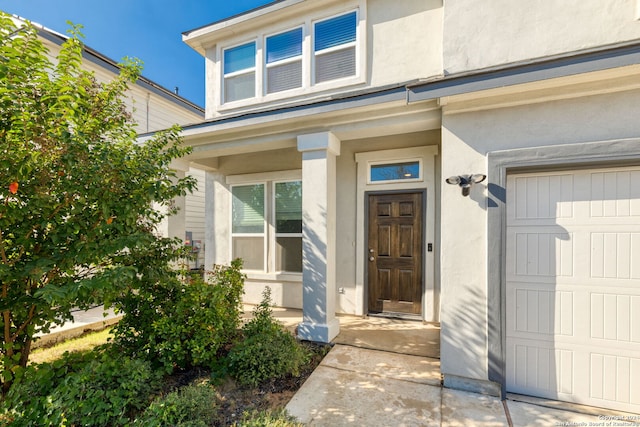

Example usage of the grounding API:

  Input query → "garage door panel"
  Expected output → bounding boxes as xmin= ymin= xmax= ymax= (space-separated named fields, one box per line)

xmin=590 ymin=170 xmax=640 ymax=218
xmin=509 ymin=287 xmax=574 ymax=337
xmin=590 ymin=353 xmax=640 ymax=406
xmin=507 ymin=340 xmax=575 ymax=398
xmin=511 ymin=174 xmax=574 ymax=221
xmin=508 ymin=341 xmax=640 ymax=408
xmin=517 ymin=232 xmax=572 ymax=277
xmin=507 ymin=167 xmax=640 ymax=413
xmin=591 ymin=232 xmax=640 ymax=279
xmin=508 ymin=231 xmax=573 ymax=278
xmin=590 ymin=293 xmax=640 ymax=343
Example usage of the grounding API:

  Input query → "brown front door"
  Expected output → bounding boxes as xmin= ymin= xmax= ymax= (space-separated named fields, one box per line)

xmin=367 ymin=192 xmax=423 ymax=315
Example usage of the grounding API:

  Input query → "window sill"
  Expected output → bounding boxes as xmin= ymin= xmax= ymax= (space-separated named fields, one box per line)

xmin=244 ymin=272 xmax=303 ymax=282
xmin=216 ymin=75 xmax=366 ymax=115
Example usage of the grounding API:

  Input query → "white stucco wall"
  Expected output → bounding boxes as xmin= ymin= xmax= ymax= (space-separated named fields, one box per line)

xmin=204 ymin=149 xmax=304 ymax=307
xmin=443 ymin=0 xmax=640 ymax=74
xmin=439 ymin=88 xmax=640 ymax=384
xmin=336 ymin=131 xmax=441 ymax=315
xmin=202 ymin=131 xmax=441 ymax=311
xmin=197 ymin=0 xmax=442 ymax=119
xmin=367 ymin=0 xmax=442 ymax=85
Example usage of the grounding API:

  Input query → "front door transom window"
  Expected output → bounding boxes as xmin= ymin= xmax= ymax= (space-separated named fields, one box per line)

xmin=369 ymin=160 xmax=421 ymax=184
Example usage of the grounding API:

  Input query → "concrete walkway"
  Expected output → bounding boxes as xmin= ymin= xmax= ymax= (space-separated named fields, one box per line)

xmin=40 ymin=306 xmax=636 ymax=425
xmin=34 ymin=306 xmax=122 ymax=349
xmin=286 ymin=345 xmax=630 ymax=426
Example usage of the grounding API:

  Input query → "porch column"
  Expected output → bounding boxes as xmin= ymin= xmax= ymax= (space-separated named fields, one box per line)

xmin=296 ymin=132 xmax=341 ymax=343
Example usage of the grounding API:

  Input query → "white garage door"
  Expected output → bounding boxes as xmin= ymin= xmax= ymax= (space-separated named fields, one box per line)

xmin=506 ymin=167 xmax=640 ymax=413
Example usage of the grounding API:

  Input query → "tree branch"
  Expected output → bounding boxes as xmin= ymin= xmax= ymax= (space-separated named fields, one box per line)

xmin=10 ymin=304 xmax=36 ymax=343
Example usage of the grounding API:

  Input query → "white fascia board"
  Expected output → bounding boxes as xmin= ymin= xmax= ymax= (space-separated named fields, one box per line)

xmin=182 ymin=0 xmax=306 ymax=55
xmin=178 ymin=87 xmax=413 ymax=145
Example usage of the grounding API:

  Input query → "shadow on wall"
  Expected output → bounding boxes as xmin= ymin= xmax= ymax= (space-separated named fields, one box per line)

xmin=441 ymin=286 xmax=492 ymax=381
xmin=300 ymin=208 xmax=330 ymax=326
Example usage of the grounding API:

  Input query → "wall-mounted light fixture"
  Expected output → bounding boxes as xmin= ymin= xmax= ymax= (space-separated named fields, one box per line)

xmin=445 ymin=174 xmax=486 ymax=196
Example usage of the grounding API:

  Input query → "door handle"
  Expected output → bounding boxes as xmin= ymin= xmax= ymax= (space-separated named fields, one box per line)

xmin=369 ymin=256 xmax=375 ymax=261
xmin=369 ymin=248 xmax=374 ymax=253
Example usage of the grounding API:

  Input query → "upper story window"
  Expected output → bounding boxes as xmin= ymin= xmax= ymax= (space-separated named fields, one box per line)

xmin=266 ymin=28 xmax=303 ymax=94
xmin=314 ymin=11 xmax=357 ymax=84
xmin=223 ymin=42 xmax=256 ymax=103
xmin=219 ymin=9 xmax=361 ymax=108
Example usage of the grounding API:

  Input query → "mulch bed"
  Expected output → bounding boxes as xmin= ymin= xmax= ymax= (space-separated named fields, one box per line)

xmin=163 ymin=341 xmax=331 ymax=426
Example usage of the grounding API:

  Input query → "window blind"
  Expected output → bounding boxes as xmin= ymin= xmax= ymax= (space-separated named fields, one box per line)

xmin=267 ymin=61 xmax=302 ymax=94
xmin=225 ymin=72 xmax=256 ymax=103
xmin=314 ymin=11 xmax=357 ymax=52
xmin=266 ymin=28 xmax=302 ymax=63
xmin=275 ymin=181 xmax=302 ymax=233
xmin=315 ymin=47 xmax=356 ymax=83
xmin=232 ymin=184 xmax=265 ymax=233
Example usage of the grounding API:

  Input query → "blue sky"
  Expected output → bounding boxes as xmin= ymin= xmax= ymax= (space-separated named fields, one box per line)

xmin=0 ymin=0 xmax=274 ymax=107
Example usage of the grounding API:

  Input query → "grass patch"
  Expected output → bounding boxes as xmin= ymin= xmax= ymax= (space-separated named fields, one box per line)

xmin=29 ymin=328 xmax=113 ymax=364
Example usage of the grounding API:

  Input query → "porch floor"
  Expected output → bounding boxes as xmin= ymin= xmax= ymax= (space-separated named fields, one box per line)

xmin=244 ymin=305 xmax=441 ymax=359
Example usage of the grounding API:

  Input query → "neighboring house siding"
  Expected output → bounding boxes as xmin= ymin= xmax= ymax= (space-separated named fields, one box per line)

xmin=185 ymin=168 xmax=206 ymax=268
xmin=39 ymin=37 xmax=203 ymax=132
xmin=443 ymin=0 xmax=640 ymax=74
xmin=129 ymin=96 xmax=201 ymax=134
xmin=34 ymin=23 xmax=206 ymax=267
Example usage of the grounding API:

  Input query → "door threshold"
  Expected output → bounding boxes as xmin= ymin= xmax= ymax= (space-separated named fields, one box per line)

xmin=368 ymin=312 xmax=422 ymax=321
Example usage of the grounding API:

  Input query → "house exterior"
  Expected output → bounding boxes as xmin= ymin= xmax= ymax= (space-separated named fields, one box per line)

xmin=16 ymin=15 xmax=208 ymax=267
xmin=175 ymin=0 xmax=640 ymax=413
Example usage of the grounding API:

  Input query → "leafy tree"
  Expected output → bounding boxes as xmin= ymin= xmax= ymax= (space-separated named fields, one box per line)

xmin=0 ymin=14 xmax=194 ymax=393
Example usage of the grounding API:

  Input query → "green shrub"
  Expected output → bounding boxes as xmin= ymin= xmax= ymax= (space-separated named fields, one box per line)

xmin=1 ymin=348 xmax=161 ymax=427
xmin=233 ymin=409 xmax=303 ymax=427
xmin=112 ymin=259 xmax=245 ymax=371
xmin=227 ymin=288 xmax=310 ymax=387
xmin=1 ymin=350 xmax=96 ymax=426
xmin=135 ymin=382 xmax=219 ymax=427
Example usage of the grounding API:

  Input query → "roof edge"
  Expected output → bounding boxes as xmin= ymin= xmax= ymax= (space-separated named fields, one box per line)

xmin=182 ymin=0 xmax=290 ymax=37
xmin=12 ymin=14 xmax=204 ymax=114
xmin=408 ymin=39 xmax=640 ymax=102
xmin=139 ymin=81 xmax=419 ymax=138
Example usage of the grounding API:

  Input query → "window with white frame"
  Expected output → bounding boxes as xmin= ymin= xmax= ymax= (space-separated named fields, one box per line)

xmin=313 ymin=11 xmax=357 ymax=84
xmin=220 ymin=9 xmax=359 ymax=105
xmin=223 ymin=42 xmax=256 ymax=103
xmin=265 ymin=28 xmax=303 ymax=94
xmin=369 ymin=160 xmax=422 ymax=184
xmin=231 ymin=183 xmax=265 ymax=270
xmin=231 ymin=180 xmax=302 ymax=273
xmin=274 ymin=181 xmax=302 ymax=272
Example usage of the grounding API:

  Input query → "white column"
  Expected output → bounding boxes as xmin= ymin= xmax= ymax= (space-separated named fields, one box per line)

xmin=204 ymin=170 xmax=230 ymax=271
xmin=296 ymin=132 xmax=341 ymax=343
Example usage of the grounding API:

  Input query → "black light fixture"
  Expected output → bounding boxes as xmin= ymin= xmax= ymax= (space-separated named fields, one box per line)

xmin=445 ymin=174 xmax=487 ymax=196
